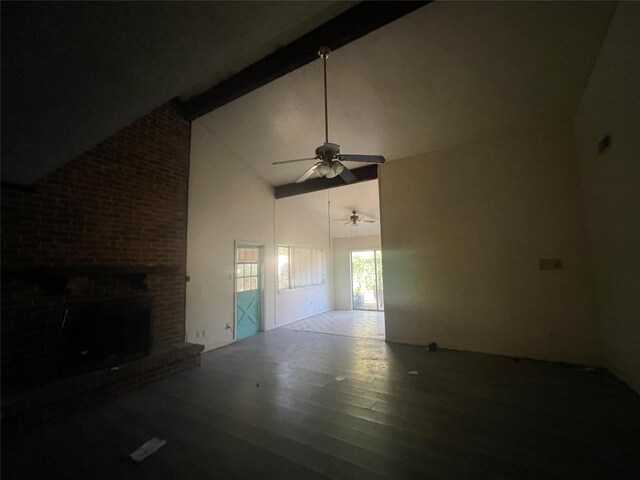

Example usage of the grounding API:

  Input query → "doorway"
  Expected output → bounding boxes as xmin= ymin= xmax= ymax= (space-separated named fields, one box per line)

xmin=351 ymin=250 xmax=384 ymax=311
xmin=235 ymin=243 xmax=263 ymax=341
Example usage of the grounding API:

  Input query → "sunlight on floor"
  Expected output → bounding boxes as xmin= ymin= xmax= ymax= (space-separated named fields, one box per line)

xmin=281 ymin=310 xmax=385 ymax=340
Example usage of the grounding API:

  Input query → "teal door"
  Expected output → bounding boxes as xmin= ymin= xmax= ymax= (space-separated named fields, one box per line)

xmin=236 ymin=245 xmax=262 ymax=341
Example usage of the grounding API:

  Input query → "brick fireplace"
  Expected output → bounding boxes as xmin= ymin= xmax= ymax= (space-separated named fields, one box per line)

xmin=1 ymin=100 xmax=203 ymax=428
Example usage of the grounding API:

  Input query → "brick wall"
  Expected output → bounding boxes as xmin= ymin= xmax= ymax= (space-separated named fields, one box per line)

xmin=1 ymin=100 xmax=191 ymax=393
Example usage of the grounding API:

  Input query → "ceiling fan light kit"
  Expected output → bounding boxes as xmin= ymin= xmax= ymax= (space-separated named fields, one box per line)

xmin=273 ymin=46 xmax=385 ymax=184
xmin=317 ymin=163 xmax=331 ymax=176
xmin=325 ymin=162 xmax=344 ymax=179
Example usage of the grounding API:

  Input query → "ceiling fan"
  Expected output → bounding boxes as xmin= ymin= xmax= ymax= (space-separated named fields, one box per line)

xmin=333 ymin=210 xmax=376 ymax=226
xmin=272 ymin=46 xmax=385 ymax=184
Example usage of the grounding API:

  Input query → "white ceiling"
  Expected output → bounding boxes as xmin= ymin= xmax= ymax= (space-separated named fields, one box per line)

xmin=198 ymin=1 xmax=615 ymax=186
xmin=3 ymin=1 xmax=615 ymax=195
xmin=329 ymin=180 xmax=380 ymax=239
xmin=276 ymin=180 xmax=380 ymax=239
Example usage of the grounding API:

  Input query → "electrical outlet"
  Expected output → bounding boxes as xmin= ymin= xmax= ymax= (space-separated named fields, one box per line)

xmin=196 ymin=331 xmax=200 ymax=338
xmin=202 ymin=330 xmax=206 ymax=337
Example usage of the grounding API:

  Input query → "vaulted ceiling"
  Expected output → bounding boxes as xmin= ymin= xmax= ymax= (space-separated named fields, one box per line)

xmin=1 ymin=1 xmax=356 ymax=184
xmin=329 ymin=181 xmax=381 ymax=239
xmin=2 ymin=1 xmax=615 ymax=187
xmin=197 ymin=1 xmax=615 ymax=186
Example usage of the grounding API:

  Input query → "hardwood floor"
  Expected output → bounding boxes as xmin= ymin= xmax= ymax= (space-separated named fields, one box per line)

xmin=3 ymin=328 xmax=639 ymax=479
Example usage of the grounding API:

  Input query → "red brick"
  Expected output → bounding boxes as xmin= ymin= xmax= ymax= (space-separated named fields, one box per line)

xmin=2 ymin=101 xmax=191 ymax=393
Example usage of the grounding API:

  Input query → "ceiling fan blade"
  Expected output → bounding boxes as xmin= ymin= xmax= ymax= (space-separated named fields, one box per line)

xmin=340 ymin=154 xmax=386 ymax=164
xmin=273 ymin=157 xmax=317 ymax=165
xmin=332 ymin=218 xmax=350 ymax=221
xmin=343 ymin=221 xmax=352 ymax=226
xmin=295 ymin=164 xmax=320 ymax=183
xmin=360 ymin=219 xmax=376 ymax=223
xmin=339 ymin=165 xmax=357 ymax=184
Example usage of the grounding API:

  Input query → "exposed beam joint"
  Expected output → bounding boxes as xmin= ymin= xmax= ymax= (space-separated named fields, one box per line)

xmin=183 ymin=1 xmax=430 ymax=121
xmin=274 ymin=164 xmax=378 ymax=199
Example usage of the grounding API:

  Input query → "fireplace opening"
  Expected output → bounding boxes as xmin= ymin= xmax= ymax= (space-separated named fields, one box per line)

xmin=64 ymin=297 xmax=153 ymax=375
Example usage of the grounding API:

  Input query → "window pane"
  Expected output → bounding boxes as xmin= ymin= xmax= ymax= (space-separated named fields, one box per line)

xmin=278 ymin=246 xmax=289 ymax=289
xmin=312 ymin=249 xmax=318 ymax=284
xmin=237 ymin=247 xmax=260 ymax=263
xmin=236 ymin=278 xmax=244 ymax=292
xmin=304 ymin=248 xmax=313 ymax=286
xmin=291 ymin=248 xmax=300 ymax=288
xmin=237 ymin=264 xmax=243 ymax=277
xmin=251 ymin=277 xmax=257 ymax=290
xmin=250 ymin=264 xmax=257 ymax=276
xmin=279 ymin=267 xmax=289 ymax=289
xmin=286 ymin=246 xmax=325 ymax=288
xmin=376 ymin=250 xmax=384 ymax=310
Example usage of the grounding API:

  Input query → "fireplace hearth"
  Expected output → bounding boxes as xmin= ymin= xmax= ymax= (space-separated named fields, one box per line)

xmin=1 ymin=101 xmax=200 ymax=430
xmin=64 ymin=296 xmax=153 ymax=375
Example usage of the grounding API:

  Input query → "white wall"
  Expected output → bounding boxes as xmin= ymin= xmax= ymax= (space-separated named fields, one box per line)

xmin=574 ymin=3 xmax=640 ymax=392
xmin=186 ymin=122 xmax=275 ymax=351
xmin=275 ymin=191 xmax=334 ymax=326
xmin=379 ymin=125 xmax=601 ymax=365
xmin=332 ymin=235 xmax=382 ymax=310
xmin=187 ymin=124 xmax=338 ymax=348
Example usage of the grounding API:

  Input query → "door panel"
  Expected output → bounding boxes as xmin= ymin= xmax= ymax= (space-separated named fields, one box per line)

xmin=351 ymin=250 xmax=384 ymax=311
xmin=236 ymin=245 xmax=262 ymax=341
xmin=375 ymin=249 xmax=384 ymax=310
xmin=236 ymin=290 xmax=259 ymax=340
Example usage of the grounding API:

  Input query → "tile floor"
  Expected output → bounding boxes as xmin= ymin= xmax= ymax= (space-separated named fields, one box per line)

xmin=281 ymin=309 xmax=385 ymax=340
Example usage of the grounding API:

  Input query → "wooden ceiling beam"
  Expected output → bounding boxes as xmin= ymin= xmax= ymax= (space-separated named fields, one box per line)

xmin=274 ymin=164 xmax=378 ymax=199
xmin=183 ymin=1 xmax=430 ymax=121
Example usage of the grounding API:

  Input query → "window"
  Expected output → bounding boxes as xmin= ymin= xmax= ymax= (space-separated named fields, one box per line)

xmin=278 ymin=246 xmax=325 ymax=289
xmin=236 ymin=247 xmax=260 ymax=292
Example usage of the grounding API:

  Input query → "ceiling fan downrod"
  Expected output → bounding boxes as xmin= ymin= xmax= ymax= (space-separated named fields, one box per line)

xmin=271 ymin=45 xmax=385 ymax=184
xmin=318 ymin=46 xmax=331 ymax=144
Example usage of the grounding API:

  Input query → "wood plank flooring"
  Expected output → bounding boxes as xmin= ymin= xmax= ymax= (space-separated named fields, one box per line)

xmin=3 ymin=328 xmax=639 ymax=479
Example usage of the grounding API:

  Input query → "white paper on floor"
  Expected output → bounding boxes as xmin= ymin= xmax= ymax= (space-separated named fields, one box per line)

xmin=334 ymin=375 xmax=346 ymax=382
xmin=130 ymin=437 xmax=166 ymax=462
xmin=407 ymin=370 xmax=419 ymax=375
